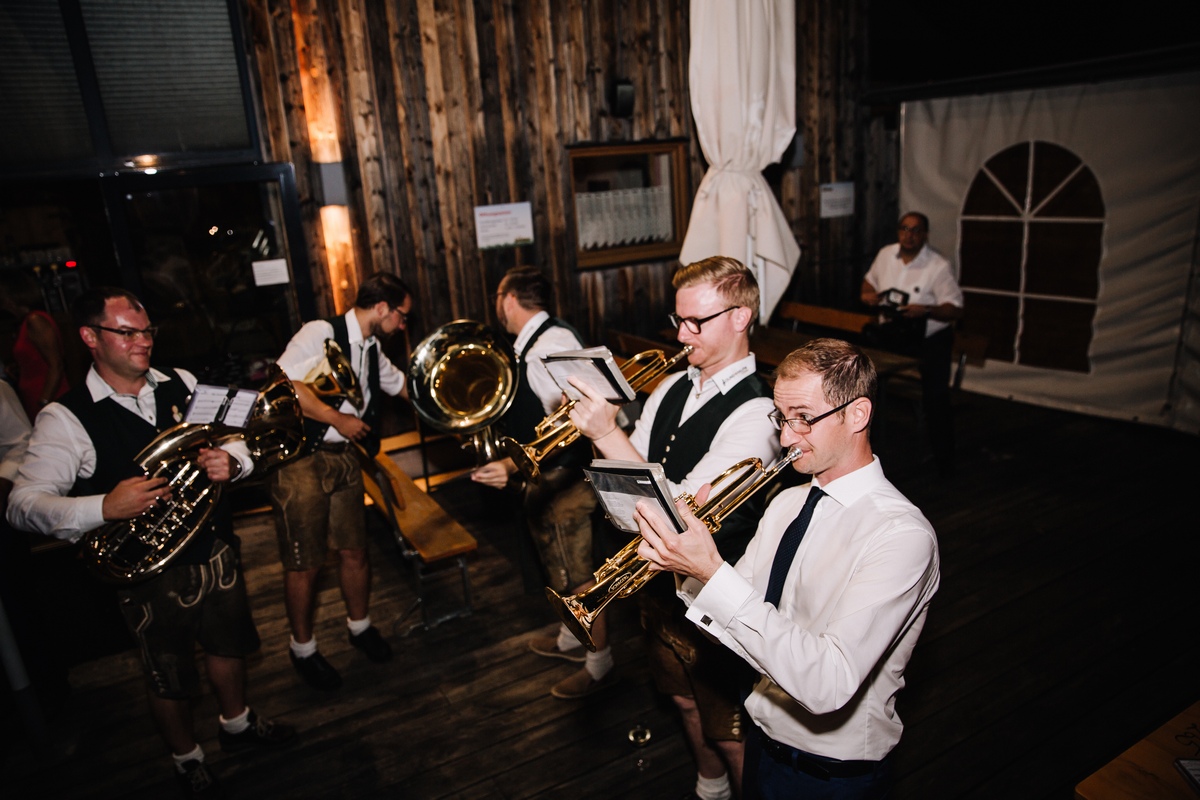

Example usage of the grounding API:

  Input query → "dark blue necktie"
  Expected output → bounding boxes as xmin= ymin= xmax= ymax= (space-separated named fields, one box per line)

xmin=764 ymin=487 xmax=825 ymax=607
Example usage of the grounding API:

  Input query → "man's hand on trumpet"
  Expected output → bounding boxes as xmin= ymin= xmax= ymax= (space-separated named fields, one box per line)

xmin=633 ymin=483 xmax=725 ymax=583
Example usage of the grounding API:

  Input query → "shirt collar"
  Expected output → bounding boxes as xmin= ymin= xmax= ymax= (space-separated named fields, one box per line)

xmin=812 ymin=454 xmax=886 ymax=509
xmin=686 ymin=353 xmax=757 ymax=395
xmin=85 ymin=364 xmax=172 ymax=402
xmin=513 ymin=310 xmax=551 ymax=356
xmin=345 ymin=308 xmax=370 ymax=347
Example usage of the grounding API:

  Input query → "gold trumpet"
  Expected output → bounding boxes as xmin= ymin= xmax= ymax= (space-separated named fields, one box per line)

xmin=547 ymin=446 xmax=803 ymax=651
xmin=500 ymin=345 xmax=693 ymax=483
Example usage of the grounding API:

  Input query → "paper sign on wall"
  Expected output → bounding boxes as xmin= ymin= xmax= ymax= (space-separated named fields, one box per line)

xmin=819 ymin=183 xmax=855 ymax=218
xmin=474 ymin=202 xmax=534 ymax=249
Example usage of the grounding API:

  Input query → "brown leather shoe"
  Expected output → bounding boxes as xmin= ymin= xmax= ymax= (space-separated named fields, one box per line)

xmin=528 ymin=634 xmax=585 ymax=663
xmin=550 ymin=667 xmax=618 ymax=699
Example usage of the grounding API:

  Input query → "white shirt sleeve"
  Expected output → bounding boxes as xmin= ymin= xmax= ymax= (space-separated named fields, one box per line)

xmin=525 ymin=326 xmax=585 ymax=414
xmin=0 ymin=381 xmax=31 ymax=483
xmin=6 ymin=401 xmax=105 ymax=542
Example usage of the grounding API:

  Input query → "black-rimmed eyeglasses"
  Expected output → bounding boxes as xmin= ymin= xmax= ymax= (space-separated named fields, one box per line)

xmin=668 ymin=306 xmax=738 ymax=334
xmin=90 ymin=324 xmax=158 ymax=340
xmin=767 ymin=398 xmax=857 ymax=434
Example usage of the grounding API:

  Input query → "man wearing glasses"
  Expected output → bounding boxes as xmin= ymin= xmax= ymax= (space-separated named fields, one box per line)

xmin=634 ymin=338 xmax=940 ymax=799
xmin=8 ymin=286 xmax=294 ymax=798
xmin=861 ymin=211 xmax=964 ymax=476
xmin=569 ymin=256 xmax=778 ymax=800
xmin=267 ymin=271 xmax=412 ymax=692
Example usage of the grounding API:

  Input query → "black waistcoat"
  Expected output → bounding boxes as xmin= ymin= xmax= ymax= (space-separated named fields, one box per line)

xmin=646 ymin=369 xmax=770 ymax=564
xmin=503 ymin=316 xmax=591 ymax=471
xmin=58 ymin=369 xmax=231 ymax=565
xmin=302 ymin=315 xmax=381 ymax=456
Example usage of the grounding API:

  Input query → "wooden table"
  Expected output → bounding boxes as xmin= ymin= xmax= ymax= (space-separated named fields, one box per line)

xmin=1075 ymin=700 xmax=1200 ymax=799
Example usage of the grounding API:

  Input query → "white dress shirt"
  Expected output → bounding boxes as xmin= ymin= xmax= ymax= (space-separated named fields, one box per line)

xmin=864 ymin=243 xmax=964 ymax=337
xmin=513 ymin=310 xmax=584 ymax=415
xmin=628 ymin=353 xmax=778 ymax=497
xmin=679 ymin=456 xmax=940 ymax=761
xmin=1 ymin=380 xmax=31 ymax=484
xmin=275 ymin=309 xmax=407 ymax=444
xmin=7 ymin=366 xmax=252 ymax=542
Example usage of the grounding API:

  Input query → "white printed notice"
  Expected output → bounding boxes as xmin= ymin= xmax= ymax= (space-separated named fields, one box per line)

xmin=819 ymin=182 xmax=855 ymax=218
xmin=184 ymin=385 xmax=258 ymax=428
xmin=251 ymin=258 xmax=290 ymax=286
xmin=474 ymin=202 xmax=534 ymax=249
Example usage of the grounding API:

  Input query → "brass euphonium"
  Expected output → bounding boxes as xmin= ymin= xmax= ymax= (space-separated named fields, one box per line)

xmin=80 ymin=366 xmax=305 ymax=583
xmin=500 ymin=345 xmax=694 ymax=483
xmin=547 ymin=446 xmax=802 ymax=651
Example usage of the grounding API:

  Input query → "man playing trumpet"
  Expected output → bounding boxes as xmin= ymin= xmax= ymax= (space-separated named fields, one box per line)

xmin=470 ymin=266 xmax=614 ymax=699
xmin=634 ymin=339 xmax=941 ymax=799
xmin=569 ymin=256 xmax=778 ymax=800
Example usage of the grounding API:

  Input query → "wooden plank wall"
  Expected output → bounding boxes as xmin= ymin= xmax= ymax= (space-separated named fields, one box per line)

xmin=242 ymin=0 xmax=895 ymax=338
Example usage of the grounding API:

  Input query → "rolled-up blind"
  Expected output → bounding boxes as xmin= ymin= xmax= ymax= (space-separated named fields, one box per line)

xmin=0 ymin=0 xmax=94 ymax=165
xmin=79 ymin=0 xmax=250 ymax=155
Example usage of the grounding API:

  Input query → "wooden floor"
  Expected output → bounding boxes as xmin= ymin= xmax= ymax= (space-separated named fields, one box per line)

xmin=3 ymin=385 xmax=1198 ymax=799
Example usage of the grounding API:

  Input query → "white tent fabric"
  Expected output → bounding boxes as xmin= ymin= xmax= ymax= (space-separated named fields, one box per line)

xmin=902 ymin=72 xmax=1200 ymax=434
xmin=680 ymin=0 xmax=801 ymax=322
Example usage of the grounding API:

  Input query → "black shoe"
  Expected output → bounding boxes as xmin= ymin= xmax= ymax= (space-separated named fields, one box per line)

xmin=349 ymin=625 xmax=393 ymax=663
xmin=218 ymin=708 xmax=297 ymax=754
xmin=176 ymin=759 xmax=226 ymax=799
xmin=290 ymin=650 xmax=342 ymax=691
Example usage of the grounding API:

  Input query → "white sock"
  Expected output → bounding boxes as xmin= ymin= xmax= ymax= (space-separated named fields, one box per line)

xmin=556 ymin=624 xmax=582 ymax=653
xmin=219 ymin=706 xmax=250 ymax=734
xmin=695 ymin=772 xmax=732 ymax=800
xmin=290 ymin=636 xmax=318 ymax=658
xmin=584 ymin=646 xmax=613 ymax=680
xmin=173 ymin=744 xmax=204 ymax=772
xmin=347 ymin=616 xmax=372 ymax=636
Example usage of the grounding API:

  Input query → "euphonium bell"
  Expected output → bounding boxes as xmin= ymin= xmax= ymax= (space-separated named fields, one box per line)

xmin=500 ymin=345 xmax=693 ymax=483
xmin=546 ymin=446 xmax=802 ymax=651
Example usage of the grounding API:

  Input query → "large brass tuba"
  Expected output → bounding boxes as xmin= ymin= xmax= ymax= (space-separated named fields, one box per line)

xmin=80 ymin=367 xmax=305 ymax=583
xmin=407 ymin=320 xmax=517 ymax=464
xmin=547 ymin=446 xmax=802 ymax=651
xmin=500 ymin=345 xmax=693 ymax=484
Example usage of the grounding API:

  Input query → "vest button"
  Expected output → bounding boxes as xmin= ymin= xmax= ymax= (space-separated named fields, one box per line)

xmin=664 ymin=446 xmax=670 ymax=452
xmin=669 ymin=434 xmax=675 ymax=441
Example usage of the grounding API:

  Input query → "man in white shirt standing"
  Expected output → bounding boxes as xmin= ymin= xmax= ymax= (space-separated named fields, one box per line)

xmin=862 ymin=212 xmax=964 ymax=475
xmin=633 ymin=338 xmax=940 ymax=799
xmin=570 ymin=256 xmax=779 ymax=800
xmin=268 ymin=272 xmax=411 ymax=691
xmin=471 ymin=266 xmax=612 ymax=700
xmin=8 ymin=287 xmax=293 ymax=799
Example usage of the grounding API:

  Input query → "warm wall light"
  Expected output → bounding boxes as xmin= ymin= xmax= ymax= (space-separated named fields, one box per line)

xmin=292 ymin=2 xmax=357 ymax=313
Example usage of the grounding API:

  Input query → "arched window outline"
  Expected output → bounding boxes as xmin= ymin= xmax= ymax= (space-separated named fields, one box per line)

xmin=958 ymin=140 xmax=1105 ymax=373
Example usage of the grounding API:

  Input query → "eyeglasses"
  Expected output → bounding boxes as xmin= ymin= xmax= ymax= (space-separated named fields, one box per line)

xmin=668 ymin=306 xmax=738 ymax=334
xmin=767 ymin=398 xmax=857 ymax=434
xmin=391 ymin=307 xmax=408 ymax=324
xmin=90 ymin=324 xmax=158 ymax=340
xmin=898 ymin=224 xmax=925 ymax=234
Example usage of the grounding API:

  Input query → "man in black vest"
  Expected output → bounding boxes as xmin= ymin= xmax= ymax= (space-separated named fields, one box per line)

xmin=569 ymin=257 xmax=779 ymax=800
xmin=268 ymin=272 xmax=411 ymax=691
xmin=470 ymin=266 xmax=615 ymax=699
xmin=7 ymin=287 xmax=293 ymax=799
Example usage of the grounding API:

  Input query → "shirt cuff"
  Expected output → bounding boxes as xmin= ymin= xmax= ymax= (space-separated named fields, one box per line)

xmin=684 ymin=561 xmax=756 ymax=636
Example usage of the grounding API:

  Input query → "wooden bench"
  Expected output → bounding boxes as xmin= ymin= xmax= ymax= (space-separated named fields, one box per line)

xmin=774 ymin=301 xmax=874 ymax=339
xmin=361 ymin=451 xmax=478 ymax=634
